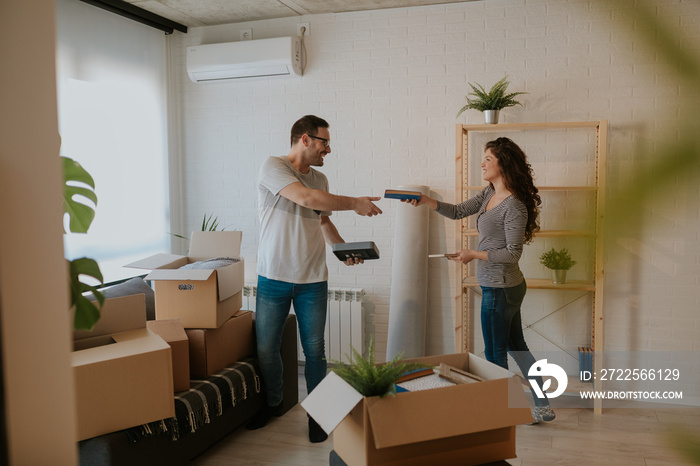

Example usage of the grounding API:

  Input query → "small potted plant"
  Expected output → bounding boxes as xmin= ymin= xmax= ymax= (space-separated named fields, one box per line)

xmin=456 ymin=76 xmax=528 ymax=124
xmin=539 ymin=247 xmax=577 ymax=284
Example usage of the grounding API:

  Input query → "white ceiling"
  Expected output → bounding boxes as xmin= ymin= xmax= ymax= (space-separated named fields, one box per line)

xmin=125 ymin=0 xmax=483 ymax=28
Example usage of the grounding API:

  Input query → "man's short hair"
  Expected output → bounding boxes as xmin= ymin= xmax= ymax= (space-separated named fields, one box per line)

xmin=290 ymin=115 xmax=329 ymax=147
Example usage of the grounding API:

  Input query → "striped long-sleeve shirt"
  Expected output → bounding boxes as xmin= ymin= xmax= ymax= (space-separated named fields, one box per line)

xmin=435 ymin=185 xmax=526 ymax=288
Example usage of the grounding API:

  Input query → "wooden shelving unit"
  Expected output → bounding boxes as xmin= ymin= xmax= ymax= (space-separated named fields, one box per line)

xmin=454 ymin=121 xmax=607 ymax=413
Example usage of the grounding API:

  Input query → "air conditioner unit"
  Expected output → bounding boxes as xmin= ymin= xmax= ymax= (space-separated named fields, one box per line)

xmin=187 ymin=36 xmax=303 ymax=83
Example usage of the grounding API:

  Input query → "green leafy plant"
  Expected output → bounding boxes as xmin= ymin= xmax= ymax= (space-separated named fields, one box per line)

xmin=592 ymin=3 xmax=699 ymax=463
xmin=539 ymin=247 xmax=577 ymax=271
xmin=62 ymin=156 xmax=104 ymax=330
xmin=69 ymin=257 xmax=104 ymax=330
xmin=331 ymin=337 xmax=433 ymax=398
xmin=456 ymin=76 xmax=528 ymax=117
xmin=170 ymin=213 xmax=231 ymax=241
xmin=62 ymin=156 xmax=98 ymax=234
xmin=666 ymin=426 xmax=700 ymax=464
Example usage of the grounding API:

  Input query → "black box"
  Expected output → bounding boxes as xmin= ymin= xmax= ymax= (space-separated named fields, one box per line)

xmin=332 ymin=241 xmax=380 ymax=261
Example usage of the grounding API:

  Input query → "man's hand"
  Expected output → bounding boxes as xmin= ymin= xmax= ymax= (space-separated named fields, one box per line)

xmin=353 ymin=197 xmax=383 ymax=217
xmin=343 ymin=256 xmax=364 ymax=266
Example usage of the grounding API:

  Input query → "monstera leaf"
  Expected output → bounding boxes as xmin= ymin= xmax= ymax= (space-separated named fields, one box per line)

xmin=62 ymin=155 xmax=103 ymax=330
xmin=69 ymin=258 xmax=105 ymax=330
xmin=62 ymin=156 xmax=97 ymax=234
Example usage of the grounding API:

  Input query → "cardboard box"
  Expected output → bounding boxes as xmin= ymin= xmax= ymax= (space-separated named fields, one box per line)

xmin=126 ymin=231 xmax=245 ymax=328
xmin=72 ymin=328 xmax=175 ymax=441
xmin=73 ymin=293 xmax=146 ymax=342
xmin=185 ymin=310 xmax=254 ymax=378
xmin=303 ymin=353 xmax=533 ymax=466
xmin=147 ymin=319 xmax=190 ymax=392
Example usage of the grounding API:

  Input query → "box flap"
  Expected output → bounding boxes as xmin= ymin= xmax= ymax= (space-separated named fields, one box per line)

xmin=72 ymin=328 xmax=170 ymax=365
xmin=189 ymin=231 xmax=242 ymax=261
xmin=302 ymin=371 xmax=364 ymax=435
xmin=214 ymin=259 xmax=244 ymax=300
xmin=146 ymin=319 xmax=188 ymax=343
xmin=467 ymin=352 xmax=513 ymax=379
xmin=73 ymin=293 xmax=146 ymax=341
xmin=125 ymin=253 xmax=188 ymax=271
xmin=145 ymin=268 xmax=216 ymax=282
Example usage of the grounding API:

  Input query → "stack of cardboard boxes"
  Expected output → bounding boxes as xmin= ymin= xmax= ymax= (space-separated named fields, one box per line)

xmin=72 ymin=231 xmax=253 ymax=441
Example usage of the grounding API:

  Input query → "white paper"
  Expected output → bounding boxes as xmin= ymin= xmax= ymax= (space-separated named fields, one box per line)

xmin=387 ymin=185 xmax=430 ymax=359
xmin=301 ymin=371 xmax=364 ymax=435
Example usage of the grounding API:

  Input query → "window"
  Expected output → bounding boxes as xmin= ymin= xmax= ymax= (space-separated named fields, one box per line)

xmin=56 ymin=0 xmax=170 ymax=283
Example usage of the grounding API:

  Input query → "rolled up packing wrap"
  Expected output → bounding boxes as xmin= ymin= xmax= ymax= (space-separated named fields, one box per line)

xmin=386 ymin=185 xmax=430 ymax=360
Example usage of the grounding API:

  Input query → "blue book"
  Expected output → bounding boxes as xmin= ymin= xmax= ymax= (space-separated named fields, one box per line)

xmin=384 ymin=189 xmax=421 ymax=201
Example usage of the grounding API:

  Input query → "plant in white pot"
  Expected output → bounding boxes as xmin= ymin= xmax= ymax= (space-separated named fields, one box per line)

xmin=539 ymin=247 xmax=577 ymax=284
xmin=456 ymin=76 xmax=528 ymax=124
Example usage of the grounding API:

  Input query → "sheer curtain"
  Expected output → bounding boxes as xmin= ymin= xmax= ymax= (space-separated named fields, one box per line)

xmin=56 ymin=0 xmax=170 ymax=283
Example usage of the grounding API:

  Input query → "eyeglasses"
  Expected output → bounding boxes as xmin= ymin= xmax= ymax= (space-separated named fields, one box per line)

xmin=308 ymin=135 xmax=331 ymax=148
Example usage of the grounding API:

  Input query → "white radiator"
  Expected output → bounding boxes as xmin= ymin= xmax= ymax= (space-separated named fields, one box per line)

xmin=242 ymin=284 xmax=364 ymax=364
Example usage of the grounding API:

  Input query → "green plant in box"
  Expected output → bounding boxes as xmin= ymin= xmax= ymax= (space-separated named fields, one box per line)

xmin=170 ymin=213 xmax=233 ymax=241
xmin=330 ymin=337 xmax=432 ymax=397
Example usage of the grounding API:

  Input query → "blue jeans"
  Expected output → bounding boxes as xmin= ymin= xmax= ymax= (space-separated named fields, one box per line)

xmin=255 ymin=275 xmax=328 ymax=407
xmin=481 ymin=280 xmax=549 ymax=407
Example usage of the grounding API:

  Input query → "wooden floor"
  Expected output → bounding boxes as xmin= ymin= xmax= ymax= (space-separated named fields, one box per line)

xmin=191 ymin=368 xmax=700 ymax=466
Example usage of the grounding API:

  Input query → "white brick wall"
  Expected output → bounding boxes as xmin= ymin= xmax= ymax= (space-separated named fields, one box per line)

xmin=168 ymin=0 xmax=700 ymax=390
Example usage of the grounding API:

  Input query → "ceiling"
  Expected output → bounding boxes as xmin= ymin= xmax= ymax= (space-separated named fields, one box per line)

xmin=124 ymin=0 xmax=482 ymax=28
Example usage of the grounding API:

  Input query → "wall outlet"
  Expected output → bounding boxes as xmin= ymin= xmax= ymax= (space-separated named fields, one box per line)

xmin=240 ymin=28 xmax=252 ymax=40
xmin=296 ymin=23 xmax=309 ymax=36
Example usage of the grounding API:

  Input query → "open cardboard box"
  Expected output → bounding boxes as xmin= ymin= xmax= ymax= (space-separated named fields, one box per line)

xmin=126 ymin=231 xmax=244 ymax=328
xmin=72 ymin=328 xmax=175 ymax=441
xmin=303 ymin=353 xmax=533 ymax=466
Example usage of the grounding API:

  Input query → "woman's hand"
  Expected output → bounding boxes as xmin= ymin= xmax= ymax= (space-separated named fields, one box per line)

xmin=447 ymin=249 xmax=477 ymax=264
xmin=400 ymin=194 xmax=438 ymax=210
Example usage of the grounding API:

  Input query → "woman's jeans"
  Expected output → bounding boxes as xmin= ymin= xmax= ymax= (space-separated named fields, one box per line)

xmin=255 ymin=275 xmax=328 ymax=407
xmin=481 ymin=280 xmax=549 ymax=407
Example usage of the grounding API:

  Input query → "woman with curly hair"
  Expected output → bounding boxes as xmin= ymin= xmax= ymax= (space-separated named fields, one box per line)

xmin=405 ymin=137 xmax=554 ymax=423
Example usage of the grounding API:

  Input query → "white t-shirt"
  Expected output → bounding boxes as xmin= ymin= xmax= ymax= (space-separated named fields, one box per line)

xmin=256 ymin=156 xmax=332 ymax=283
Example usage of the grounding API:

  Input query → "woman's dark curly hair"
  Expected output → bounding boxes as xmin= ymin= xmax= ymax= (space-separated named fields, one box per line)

xmin=484 ymin=137 xmax=541 ymax=243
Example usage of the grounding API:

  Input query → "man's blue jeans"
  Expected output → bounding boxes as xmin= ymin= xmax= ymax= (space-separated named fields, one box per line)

xmin=481 ymin=280 xmax=549 ymax=407
xmin=255 ymin=275 xmax=328 ymax=407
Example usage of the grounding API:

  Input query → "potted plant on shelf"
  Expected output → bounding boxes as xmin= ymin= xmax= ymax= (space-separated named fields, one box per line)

xmin=539 ymin=247 xmax=577 ymax=284
xmin=456 ymin=76 xmax=528 ymax=124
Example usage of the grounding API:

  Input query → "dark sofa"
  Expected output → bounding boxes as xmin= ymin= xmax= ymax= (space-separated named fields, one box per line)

xmin=78 ymin=278 xmax=299 ymax=466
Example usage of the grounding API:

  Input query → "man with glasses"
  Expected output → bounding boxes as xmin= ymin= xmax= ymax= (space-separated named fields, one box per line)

xmin=249 ymin=115 xmax=382 ymax=442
